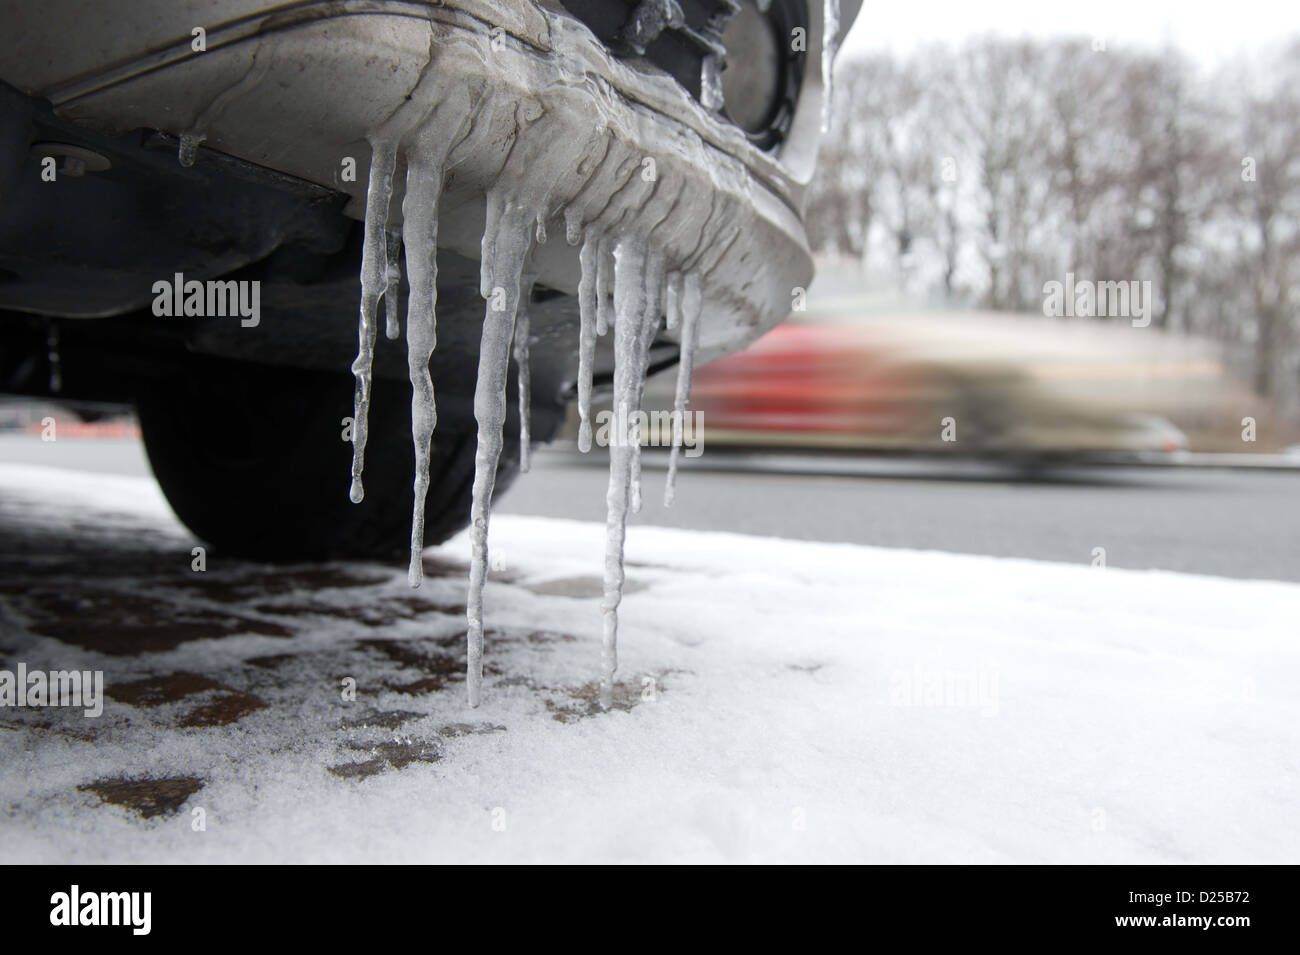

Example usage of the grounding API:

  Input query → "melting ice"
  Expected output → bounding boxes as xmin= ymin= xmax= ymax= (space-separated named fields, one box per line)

xmin=345 ymin=41 xmax=734 ymax=711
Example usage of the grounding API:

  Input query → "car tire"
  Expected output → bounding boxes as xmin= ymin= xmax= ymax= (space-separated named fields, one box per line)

xmin=136 ymin=358 xmax=518 ymax=562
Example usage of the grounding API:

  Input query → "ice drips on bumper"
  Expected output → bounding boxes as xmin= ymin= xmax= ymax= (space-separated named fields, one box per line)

xmin=343 ymin=18 xmax=784 ymax=709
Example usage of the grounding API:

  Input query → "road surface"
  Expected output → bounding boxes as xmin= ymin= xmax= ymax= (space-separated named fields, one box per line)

xmin=503 ymin=450 xmax=1300 ymax=583
xmin=2 ymin=434 xmax=1295 ymax=581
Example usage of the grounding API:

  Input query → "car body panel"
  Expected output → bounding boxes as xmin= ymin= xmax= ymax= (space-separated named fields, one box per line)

xmin=1 ymin=0 xmax=861 ymax=364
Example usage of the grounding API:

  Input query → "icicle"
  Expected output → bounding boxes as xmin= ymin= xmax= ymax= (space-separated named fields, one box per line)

xmin=177 ymin=131 xmax=205 ymax=168
xmin=466 ymin=193 xmax=535 ymax=707
xmin=480 ymin=193 xmax=504 ymax=300
xmin=595 ymin=236 xmax=615 ymax=337
xmin=599 ymin=237 xmax=663 ymax=710
xmin=665 ymin=271 xmax=702 ymax=507
xmin=629 ymin=423 xmax=643 ymax=512
xmin=384 ymin=229 xmax=403 ymax=340
xmin=565 ymin=207 xmax=584 ymax=247
xmin=628 ymin=254 xmax=665 ymax=515
xmin=402 ymin=141 xmax=448 ymax=587
xmin=513 ymin=273 xmax=536 ymax=473
xmin=349 ymin=139 xmax=397 ymax=505
xmin=821 ymin=0 xmax=841 ymax=133
xmin=576 ymin=234 xmax=600 ymax=453
xmin=664 ymin=271 xmax=683 ymax=331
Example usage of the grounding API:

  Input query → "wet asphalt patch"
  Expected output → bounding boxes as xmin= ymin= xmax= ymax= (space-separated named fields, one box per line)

xmin=79 ymin=776 xmax=205 ymax=820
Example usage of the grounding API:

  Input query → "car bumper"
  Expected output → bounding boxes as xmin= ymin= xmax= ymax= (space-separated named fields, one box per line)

xmin=1 ymin=0 xmax=855 ymax=361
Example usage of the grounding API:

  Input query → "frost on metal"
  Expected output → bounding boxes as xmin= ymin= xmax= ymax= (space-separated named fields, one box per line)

xmin=344 ymin=17 xmax=766 ymax=710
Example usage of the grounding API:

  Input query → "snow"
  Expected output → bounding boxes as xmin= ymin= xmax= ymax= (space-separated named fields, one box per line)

xmin=0 ymin=462 xmax=1296 ymax=863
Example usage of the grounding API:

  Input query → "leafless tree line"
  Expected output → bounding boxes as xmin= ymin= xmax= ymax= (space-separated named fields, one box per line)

xmin=808 ymin=36 xmax=1300 ymax=417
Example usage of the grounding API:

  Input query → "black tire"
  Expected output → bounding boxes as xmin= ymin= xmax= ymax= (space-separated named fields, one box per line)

xmin=136 ymin=358 xmax=519 ymax=561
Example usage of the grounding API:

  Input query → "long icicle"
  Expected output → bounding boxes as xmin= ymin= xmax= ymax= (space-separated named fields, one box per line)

xmin=403 ymin=145 xmax=447 ymax=587
xmin=466 ymin=194 xmax=534 ymax=707
xmin=665 ymin=271 xmax=702 ymax=506
xmin=600 ymin=237 xmax=656 ymax=709
xmin=349 ymin=138 xmax=396 ymax=504
xmin=576 ymin=233 xmax=599 ymax=453
xmin=384 ymin=228 xmax=403 ymax=340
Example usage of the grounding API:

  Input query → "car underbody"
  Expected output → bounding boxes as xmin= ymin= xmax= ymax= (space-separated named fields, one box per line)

xmin=0 ymin=1 xmax=845 ymax=397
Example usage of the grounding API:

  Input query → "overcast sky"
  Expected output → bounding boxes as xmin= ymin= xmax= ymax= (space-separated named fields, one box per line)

xmin=840 ymin=0 xmax=1300 ymax=66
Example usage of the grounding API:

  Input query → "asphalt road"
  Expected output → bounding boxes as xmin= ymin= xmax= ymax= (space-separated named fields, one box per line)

xmin=2 ymin=434 xmax=1296 ymax=582
xmin=497 ymin=449 xmax=1300 ymax=583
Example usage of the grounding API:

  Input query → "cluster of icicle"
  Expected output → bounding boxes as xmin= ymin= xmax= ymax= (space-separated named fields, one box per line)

xmin=347 ymin=138 xmax=703 ymax=711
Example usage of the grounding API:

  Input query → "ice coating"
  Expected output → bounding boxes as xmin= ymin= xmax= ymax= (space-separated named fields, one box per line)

xmin=822 ymin=0 xmax=841 ymax=133
xmin=402 ymin=129 xmax=452 ymax=588
xmin=349 ymin=138 xmax=396 ymax=505
xmin=700 ymin=53 xmax=725 ymax=112
xmin=665 ymin=271 xmax=702 ymax=507
xmin=466 ymin=193 xmax=536 ymax=707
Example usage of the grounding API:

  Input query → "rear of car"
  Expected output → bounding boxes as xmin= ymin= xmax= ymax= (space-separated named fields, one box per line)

xmin=0 ymin=0 xmax=860 ymax=558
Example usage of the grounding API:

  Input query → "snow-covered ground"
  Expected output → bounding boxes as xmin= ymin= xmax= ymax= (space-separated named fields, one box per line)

xmin=0 ymin=462 xmax=1296 ymax=863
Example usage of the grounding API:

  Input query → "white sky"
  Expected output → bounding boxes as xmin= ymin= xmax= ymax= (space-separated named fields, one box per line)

xmin=840 ymin=0 xmax=1300 ymax=66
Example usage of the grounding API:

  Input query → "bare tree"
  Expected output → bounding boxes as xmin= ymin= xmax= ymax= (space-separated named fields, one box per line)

xmin=807 ymin=36 xmax=1300 ymax=416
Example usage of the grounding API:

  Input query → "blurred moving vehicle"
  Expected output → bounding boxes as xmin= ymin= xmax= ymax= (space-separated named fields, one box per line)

xmin=627 ymin=298 xmax=1260 ymax=459
xmin=0 ymin=0 xmax=860 ymax=558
